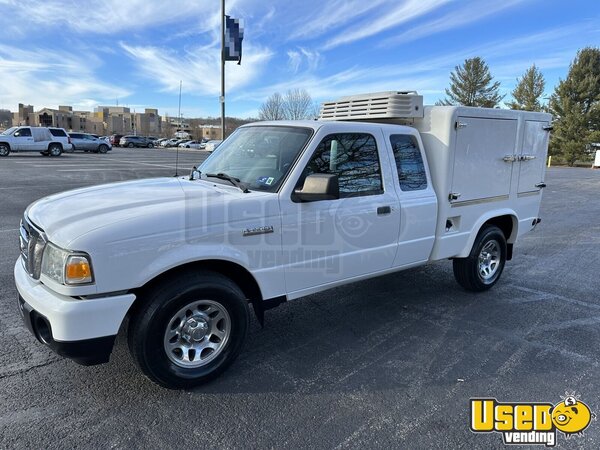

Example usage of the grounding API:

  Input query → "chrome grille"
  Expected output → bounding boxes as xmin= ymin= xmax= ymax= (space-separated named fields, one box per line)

xmin=19 ymin=217 xmax=46 ymax=279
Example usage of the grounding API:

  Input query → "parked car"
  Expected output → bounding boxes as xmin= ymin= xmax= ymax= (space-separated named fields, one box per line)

xmin=154 ymin=138 xmax=168 ymax=146
xmin=13 ymin=90 xmax=551 ymax=388
xmin=109 ymin=134 xmax=124 ymax=147
xmin=119 ymin=135 xmax=155 ymax=148
xmin=177 ymin=140 xmax=194 ymax=147
xmin=204 ymin=139 xmax=223 ymax=152
xmin=69 ymin=132 xmax=112 ymax=153
xmin=47 ymin=127 xmax=74 ymax=153
xmin=181 ymin=140 xmax=204 ymax=149
xmin=0 ymin=126 xmax=68 ymax=157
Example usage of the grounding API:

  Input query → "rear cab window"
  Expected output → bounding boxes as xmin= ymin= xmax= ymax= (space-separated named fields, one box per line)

xmin=389 ymin=134 xmax=428 ymax=191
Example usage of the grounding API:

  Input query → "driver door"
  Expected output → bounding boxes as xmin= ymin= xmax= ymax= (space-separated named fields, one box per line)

xmin=13 ymin=128 xmax=34 ymax=151
xmin=279 ymin=126 xmax=401 ymax=298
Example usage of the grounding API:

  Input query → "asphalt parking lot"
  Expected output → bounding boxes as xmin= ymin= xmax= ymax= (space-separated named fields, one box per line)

xmin=1 ymin=149 xmax=599 ymax=449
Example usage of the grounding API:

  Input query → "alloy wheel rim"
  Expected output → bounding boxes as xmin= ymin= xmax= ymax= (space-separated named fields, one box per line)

xmin=478 ymin=239 xmax=501 ymax=281
xmin=163 ymin=300 xmax=231 ymax=368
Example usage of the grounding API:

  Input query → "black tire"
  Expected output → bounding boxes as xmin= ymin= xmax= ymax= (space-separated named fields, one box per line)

xmin=48 ymin=144 xmax=62 ymax=157
xmin=128 ymin=271 xmax=249 ymax=389
xmin=147 ymin=143 xmax=154 ymax=148
xmin=453 ymin=225 xmax=507 ymax=292
xmin=127 ymin=143 xmax=135 ymax=148
xmin=98 ymin=144 xmax=108 ymax=154
xmin=0 ymin=143 xmax=10 ymax=157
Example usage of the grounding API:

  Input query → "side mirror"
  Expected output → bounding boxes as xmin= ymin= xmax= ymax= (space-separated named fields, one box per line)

xmin=293 ymin=174 xmax=339 ymax=202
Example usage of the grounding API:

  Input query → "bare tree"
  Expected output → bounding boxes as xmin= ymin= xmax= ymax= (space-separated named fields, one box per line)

xmin=258 ymin=92 xmax=285 ymax=121
xmin=283 ymin=88 xmax=313 ymax=120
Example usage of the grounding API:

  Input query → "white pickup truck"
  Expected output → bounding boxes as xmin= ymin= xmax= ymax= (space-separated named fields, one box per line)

xmin=14 ymin=92 xmax=551 ymax=388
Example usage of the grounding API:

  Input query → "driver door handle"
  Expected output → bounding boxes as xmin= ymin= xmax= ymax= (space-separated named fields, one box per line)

xmin=377 ymin=206 xmax=391 ymax=215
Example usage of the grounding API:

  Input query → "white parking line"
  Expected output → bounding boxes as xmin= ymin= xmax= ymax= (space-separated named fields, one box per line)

xmin=84 ymin=156 xmax=183 ymax=169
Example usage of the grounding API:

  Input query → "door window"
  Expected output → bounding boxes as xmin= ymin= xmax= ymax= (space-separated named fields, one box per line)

xmin=299 ymin=133 xmax=383 ymax=198
xmin=389 ymin=134 xmax=427 ymax=191
xmin=15 ymin=128 xmax=31 ymax=137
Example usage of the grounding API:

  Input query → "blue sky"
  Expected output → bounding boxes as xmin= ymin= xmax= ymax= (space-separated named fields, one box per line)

xmin=0 ymin=0 xmax=598 ymax=118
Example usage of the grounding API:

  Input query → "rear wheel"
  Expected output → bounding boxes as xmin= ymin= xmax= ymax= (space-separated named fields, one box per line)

xmin=48 ymin=144 xmax=62 ymax=157
xmin=127 ymin=143 xmax=135 ymax=148
xmin=0 ymin=144 xmax=10 ymax=157
xmin=128 ymin=271 xmax=249 ymax=389
xmin=98 ymin=144 xmax=108 ymax=154
xmin=453 ymin=225 xmax=506 ymax=292
xmin=147 ymin=143 xmax=154 ymax=148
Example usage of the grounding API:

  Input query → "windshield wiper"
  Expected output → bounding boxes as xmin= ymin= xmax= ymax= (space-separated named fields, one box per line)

xmin=205 ymin=172 xmax=250 ymax=193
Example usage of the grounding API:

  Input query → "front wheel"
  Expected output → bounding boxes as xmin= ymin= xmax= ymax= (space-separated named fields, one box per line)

xmin=0 ymin=144 xmax=10 ymax=157
xmin=98 ymin=144 xmax=108 ymax=154
xmin=453 ymin=225 xmax=507 ymax=292
xmin=147 ymin=143 xmax=154 ymax=148
xmin=128 ymin=271 xmax=249 ymax=389
xmin=127 ymin=143 xmax=135 ymax=148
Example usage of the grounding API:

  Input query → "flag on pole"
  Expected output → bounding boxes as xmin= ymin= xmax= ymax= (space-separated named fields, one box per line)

xmin=224 ymin=15 xmax=244 ymax=65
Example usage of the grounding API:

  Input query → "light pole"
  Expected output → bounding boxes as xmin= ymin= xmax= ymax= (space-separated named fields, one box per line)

xmin=220 ymin=0 xmax=225 ymax=140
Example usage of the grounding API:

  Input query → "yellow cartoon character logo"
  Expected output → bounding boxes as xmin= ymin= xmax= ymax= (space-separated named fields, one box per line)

xmin=552 ymin=394 xmax=594 ymax=436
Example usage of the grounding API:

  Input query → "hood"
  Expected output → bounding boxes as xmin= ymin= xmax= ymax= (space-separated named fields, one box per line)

xmin=26 ymin=177 xmax=243 ymax=247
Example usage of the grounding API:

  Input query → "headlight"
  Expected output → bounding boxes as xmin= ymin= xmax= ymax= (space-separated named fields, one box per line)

xmin=41 ymin=243 xmax=94 ymax=285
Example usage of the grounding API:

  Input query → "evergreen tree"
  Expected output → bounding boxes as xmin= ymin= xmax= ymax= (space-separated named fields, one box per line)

xmin=439 ymin=57 xmax=503 ymax=107
xmin=549 ymin=47 xmax=600 ymax=165
xmin=507 ymin=65 xmax=546 ymax=111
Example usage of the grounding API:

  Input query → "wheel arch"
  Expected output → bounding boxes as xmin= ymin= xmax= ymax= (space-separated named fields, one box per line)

xmin=128 ymin=259 xmax=264 ymax=317
xmin=457 ymin=210 xmax=518 ymax=259
xmin=0 ymin=141 xmax=11 ymax=149
xmin=48 ymin=142 xmax=63 ymax=150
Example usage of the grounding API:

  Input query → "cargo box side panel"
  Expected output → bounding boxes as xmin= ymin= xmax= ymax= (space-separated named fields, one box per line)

xmin=451 ymin=117 xmax=517 ymax=203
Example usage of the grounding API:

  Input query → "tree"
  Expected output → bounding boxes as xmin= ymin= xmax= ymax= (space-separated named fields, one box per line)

xmin=283 ymin=88 xmax=313 ymax=120
xmin=439 ymin=57 xmax=503 ymax=107
xmin=258 ymin=92 xmax=285 ymax=121
xmin=507 ymin=65 xmax=546 ymax=111
xmin=549 ymin=47 xmax=600 ymax=165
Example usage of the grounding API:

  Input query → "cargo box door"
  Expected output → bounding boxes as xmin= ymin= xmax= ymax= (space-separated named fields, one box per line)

xmin=451 ymin=117 xmax=517 ymax=203
xmin=517 ymin=121 xmax=549 ymax=194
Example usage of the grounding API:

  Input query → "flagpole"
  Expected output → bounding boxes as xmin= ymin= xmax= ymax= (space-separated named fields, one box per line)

xmin=220 ymin=0 xmax=225 ymax=140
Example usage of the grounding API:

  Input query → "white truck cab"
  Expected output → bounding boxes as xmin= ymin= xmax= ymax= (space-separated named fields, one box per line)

xmin=14 ymin=92 xmax=551 ymax=388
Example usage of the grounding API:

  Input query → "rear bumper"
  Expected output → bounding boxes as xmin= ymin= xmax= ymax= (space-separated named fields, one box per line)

xmin=14 ymin=259 xmax=135 ymax=365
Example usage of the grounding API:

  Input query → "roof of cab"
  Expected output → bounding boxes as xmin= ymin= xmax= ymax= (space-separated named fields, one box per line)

xmin=241 ymin=120 xmax=419 ymax=135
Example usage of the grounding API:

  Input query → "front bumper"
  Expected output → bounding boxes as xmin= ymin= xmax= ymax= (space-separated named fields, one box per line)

xmin=14 ymin=259 xmax=136 ymax=365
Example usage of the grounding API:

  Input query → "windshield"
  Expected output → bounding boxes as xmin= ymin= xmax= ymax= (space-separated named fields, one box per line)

xmin=199 ymin=126 xmax=313 ymax=192
xmin=1 ymin=126 xmax=17 ymax=136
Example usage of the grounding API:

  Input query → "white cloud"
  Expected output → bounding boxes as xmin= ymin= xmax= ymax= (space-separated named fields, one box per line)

xmin=380 ymin=0 xmax=527 ymax=47
xmin=287 ymin=48 xmax=321 ymax=73
xmin=120 ymin=42 xmax=273 ymax=97
xmin=0 ymin=0 xmax=230 ymax=34
xmin=322 ymin=0 xmax=451 ymax=49
xmin=287 ymin=0 xmax=389 ymax=40
xmin=0 ymin=45 xmax=130 ymax=110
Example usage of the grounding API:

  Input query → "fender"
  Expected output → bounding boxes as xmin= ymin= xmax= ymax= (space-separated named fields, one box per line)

xmin=456 ymin=209 xmax=518 ymax=258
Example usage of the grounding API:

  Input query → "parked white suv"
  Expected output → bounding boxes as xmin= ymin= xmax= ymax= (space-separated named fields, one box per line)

xmin=0 ymin=126 xmax=70 ymax=156
xmin=14 ymin=92 xmax=551 ymax=388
